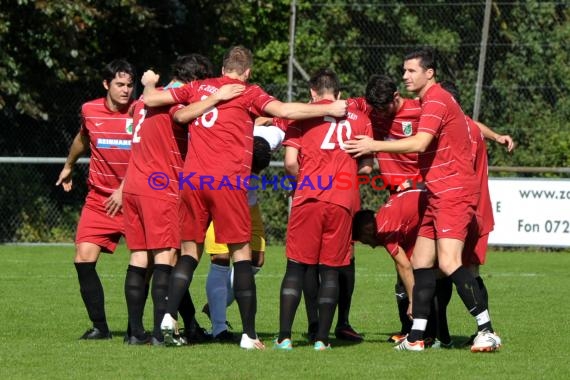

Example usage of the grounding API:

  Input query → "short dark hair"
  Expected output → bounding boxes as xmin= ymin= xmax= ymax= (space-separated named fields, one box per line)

xmin=404 ymin=47 xmax=437 ymax=74
xmin=439 ymin=80 xmax=461 ymax=106
xmin=101 ymin=59 xmax=135 ymax=84
xmin=308 ymin=68 xmax=340 ymax=98
xmin=252 ymin=136 xmax=272 ymax=174
xmin=171 ymin=54 xmax=214 ymax=82
xmin=365 ymin=74 xmax=397 ymax=110
xmin=352 ymin=209 xmax=376 ymax=241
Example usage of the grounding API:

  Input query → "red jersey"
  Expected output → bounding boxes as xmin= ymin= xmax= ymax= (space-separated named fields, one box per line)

xmin=272 ymin=116 xmax=291 ymax=133
xmin=466 ymin=116 xmax=494 ymax=235
xmin=80 ymin=97 xmax=133 ymax=195
xmin=123 ymin=94 xmax=187 ymax=200
xmin=283 ymin=100 xmax=373 ymax=211
xmin=351 ymin=97 xmax=422 ymax=190
xmin=170 ymin=77 xmax=275 ymax=182
xmin=417 ymin=83 xmax=478 ymax=199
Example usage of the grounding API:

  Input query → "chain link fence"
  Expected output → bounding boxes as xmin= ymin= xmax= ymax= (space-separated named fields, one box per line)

xmin=1 ymin=1 xmax=566 ymax=243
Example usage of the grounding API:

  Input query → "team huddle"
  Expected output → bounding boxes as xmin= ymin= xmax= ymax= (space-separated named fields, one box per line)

xmin=57 ymin=45 xmax=513 ymax=352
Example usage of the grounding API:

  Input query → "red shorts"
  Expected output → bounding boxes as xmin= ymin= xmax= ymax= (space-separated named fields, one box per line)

xmin=462 ymin=216 xmax=489 ymax=266
xmin=123 ymin=193 xmax=180 ymax=250
xmin=376 ymin=190 xmax=427 ymax=259
xmin=418 ymin=194 xmax=478 ymax=241
xmin=179 ymin=182 xmax=250 ymax=244
xmin=286 ymin=200 xmax=352 ymax=267
xmin=75 ymin=190 xmax=124 ymax=253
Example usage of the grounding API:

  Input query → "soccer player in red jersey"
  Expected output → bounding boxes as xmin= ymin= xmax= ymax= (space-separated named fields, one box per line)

xmin=439 ymin=80 xmax=514 ymax=346
xmin=349 ymin=75 xmax=426 ymax=342
xmin=56 ymin=59 xmax=135 ymax=340
xmin=122 ymin=54 xmax=221 ymax=345
xmin=141 ymin=46 xmax=348 ymax=350
xmin=345 ymin=47 xmax=501 ymax=352
xmin=268 ymin=115 xmax=365 ymax=343
xmin=274 ymin=68 xmax=374 ymax=351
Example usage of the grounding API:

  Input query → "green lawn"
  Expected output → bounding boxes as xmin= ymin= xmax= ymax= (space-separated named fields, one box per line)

xmin=0 ymin=244 xmax=568 ymax=379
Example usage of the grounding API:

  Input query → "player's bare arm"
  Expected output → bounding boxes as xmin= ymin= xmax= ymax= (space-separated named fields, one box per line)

xmin=141 ymin=70 xmax=176 ymax=107
xmin=56 ymin=132 xmax=89 ymax=192
xmin=345 ymin=132 xmax=434 ymax=158
xmin=263 ymin=99 xmax=347 ymax=120
xmin=104 ymin=180 xmax=124 ymax=217
xmin=475 ymin=121 xmax=515 ymax=152
xmin=284 ymin=146 xmax=300 ymax=177
xmin=392 ymin=247 xmax=414 ymax=319
xmin=172 ymin=84 xmax=245 ymax=124
xmin=254 ymin=116 xmax=273 ymax=126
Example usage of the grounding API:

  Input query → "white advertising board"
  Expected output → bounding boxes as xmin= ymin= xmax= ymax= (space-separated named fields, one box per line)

xmin=488 ymin=178 xmax=570 ymax=247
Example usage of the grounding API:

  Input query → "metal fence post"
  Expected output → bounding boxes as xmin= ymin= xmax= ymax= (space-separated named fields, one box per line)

xmin=473 ymin=0 xmax=492 ymax=121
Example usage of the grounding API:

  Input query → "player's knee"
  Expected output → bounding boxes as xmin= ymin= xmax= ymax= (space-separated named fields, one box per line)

xmin=74 ymin=243 xmax=101 ymax=263
xmin=438 ymin=258 xmax=461 ymax=276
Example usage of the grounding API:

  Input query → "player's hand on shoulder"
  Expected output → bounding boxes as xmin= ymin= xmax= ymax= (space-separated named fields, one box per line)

xmin=214 ymin=84 xmax=245 ymax=101
xmin=56 ymin=167 xmax=73 ymax=192
xmin=141 ymin=70 xmax=160 ymax=87
xmin=329 ymin=99 xmax=348 ymax=117
xmin=344 ymin=135 xmax=374 ymax=158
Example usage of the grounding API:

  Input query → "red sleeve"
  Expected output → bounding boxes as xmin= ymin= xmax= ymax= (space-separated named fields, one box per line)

xmin=418 ymin=99 xmax=446 ymax=136
xmin=384 ymin=236 xmax=402 ymax=257
xmin=348 ymin=97 xmax=370 ymax=114
xmin=273 ymin=117 xmax=291 ymax=133
xmin=169 ymin=82 xmax=195 ymax=103
xmin=168 ymin=104 xmax=185 ymax=118
xmin=79 ymin=107 xmax=89 ymax=136
xmin=245 ymin=85 xmax=276 ymax=117
xmin=282 ymin=122 xmax=302 ymax=149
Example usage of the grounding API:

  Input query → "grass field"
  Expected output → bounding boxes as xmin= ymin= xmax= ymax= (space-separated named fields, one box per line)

xmin=1 ymin=244 xmax=569 ymax=379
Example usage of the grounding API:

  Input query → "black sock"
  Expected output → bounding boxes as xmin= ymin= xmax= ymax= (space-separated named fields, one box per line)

xmin=279 ymin=260 xmax=306 ymax=341
xmin=233 ymin=260 xmax=257 ymax=339
xmin=151 ymin=264 xmax=172 ymax=338
xmin=475 ymin=276 xmax=489 ymax=311
xmin=75 ymin=262 xmax=109 ymax=333
xmin=450 ymin=267 xmax=493 ymax=332
xmin=395 ymin=280 xmax=412 ymax=334
xmin=434 ymin=277 xmax=453 ymax=344
xmin=124 ymin=265 xmax=148 ymax=337
xmin=127 ymin=270 xmax=150 ymax=337
xmin=336 ymin=257 xmax=355 ymax=328
xmin=315 ymin=265 xmax=339 ymax=345
xmin=178 ymin=289 xmax=196 ymax=329
xmin=408 ymin=268 xmax=436 ymax=343
xmin=425 ymin=301 xmax=437 ymax=342
xmin=302 ymin=264 xmax=319 ymax=336
xmin=166 ymin=255 xmax=198 ymax=317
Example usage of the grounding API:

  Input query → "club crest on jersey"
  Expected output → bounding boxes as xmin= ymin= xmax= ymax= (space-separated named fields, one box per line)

xmin=125 ymin=118 xmax=133 ymax=134
xmin=402 ymin=121 xmax=413 ymax=136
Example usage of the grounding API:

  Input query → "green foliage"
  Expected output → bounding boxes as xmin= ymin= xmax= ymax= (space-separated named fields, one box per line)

xmin=0 ymin=165 xmax=78 ymax=242
xmin=483 ymin=2 xmax=570 ymax=171
xmin=359 ymin=169 xmax=390 ymax=212
xmin=258 ymin=165 xmax=290 ymax=245
xmin=15 ymin=199 xmax=77 ymax=243
xmin=1 ymin=1 xmax=569 ymax=242
xmin=0 ymin=0 xmax=156 ymax=119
